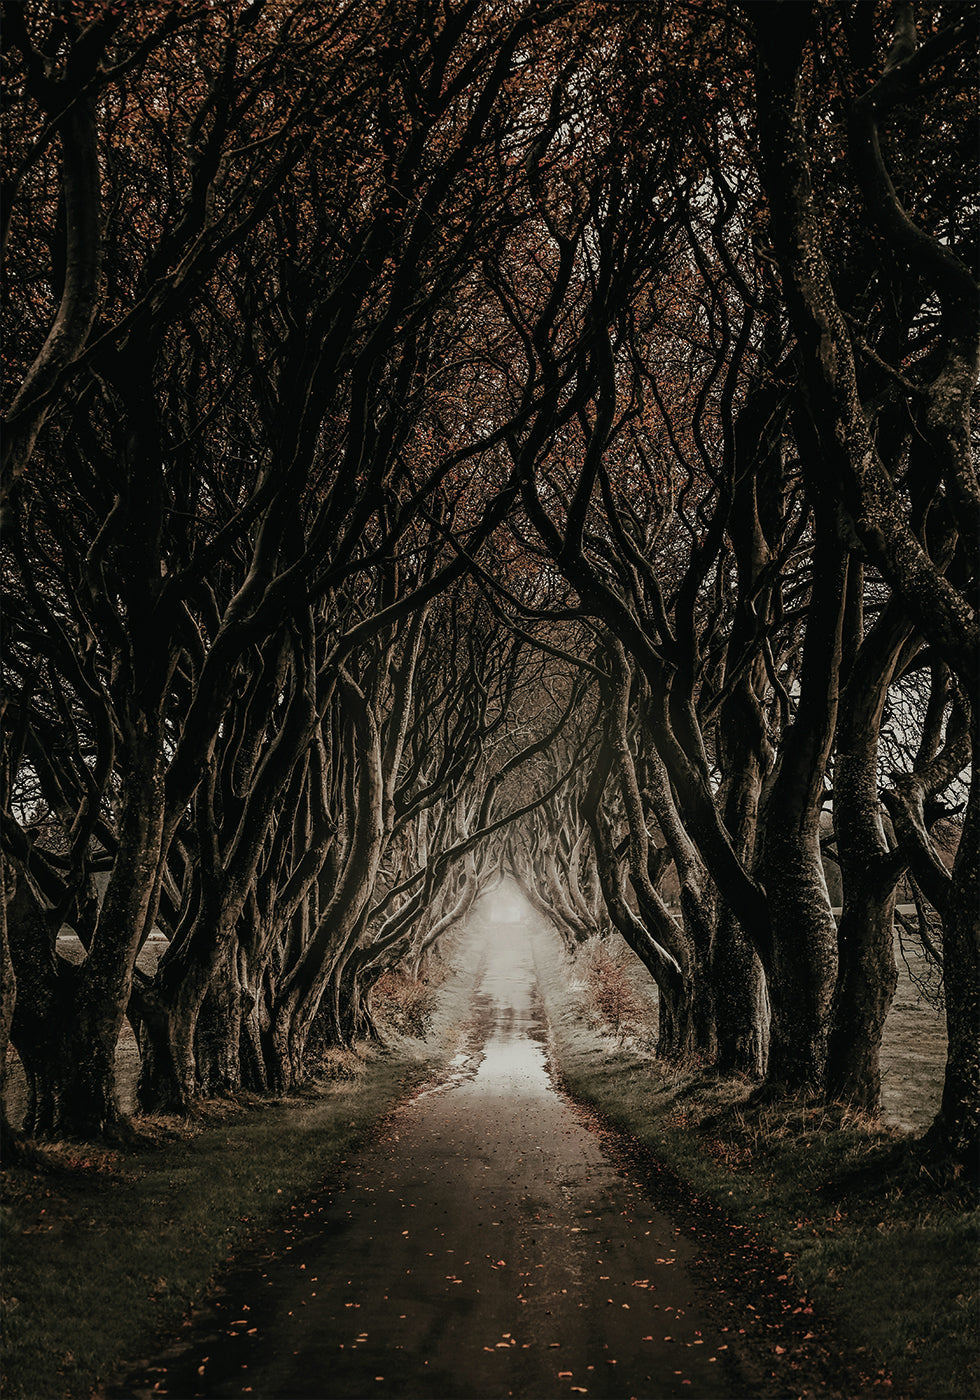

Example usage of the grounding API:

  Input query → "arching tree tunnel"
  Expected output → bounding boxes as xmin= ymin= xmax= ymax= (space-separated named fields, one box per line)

xmin=2 ymin=0 xmax=975 ymax=1187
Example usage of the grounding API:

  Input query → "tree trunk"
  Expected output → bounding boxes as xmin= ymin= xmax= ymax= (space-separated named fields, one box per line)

xmin=642 ymin=741 xmax=716 ymax=1057
xmin=757 ymin=530 xmax=847 ymax=1092
xmin=238 ymin=952 xmax=270 ymax=1094
xmin=0 ymin=851 xmax=15 ymax=1137
xmin=6 ymin=874 xmax=75 ymax=1136
xmin=712 ymin=907 xmax=768 ymax=1077
xmin=925 ymin=761 xmax=979 ymax=1174
xmin=195 ymin=944 xmax=244 ymax=1096
xmin=825 ymin=895 xmax=898 ymax=1111
xmin=272 ymin=671 xmax=385 ymax=1079
xmin=134 ymin=986 xmax=188 ymax=1115
xmin=581 ymin=741 xmax=688 ymax=1038
xmin=657 ymin=979 xmax=696 ymax=1062
xmin=713 ymin=601 xmax=775 ymax=1076
xmin=268 ymin=986 xmax=314 ymax=1095
xmin=760 ymin=834 xmax=839 ymax=1091
xmin=57 ymin=741 xmax=166 ymax=1138
xmin=826 ymin=603 xmax=911 ymax=1111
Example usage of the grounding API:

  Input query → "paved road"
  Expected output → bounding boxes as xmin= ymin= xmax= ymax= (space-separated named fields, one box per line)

xmin=118 ymin=921 xmax=741 ymax=1399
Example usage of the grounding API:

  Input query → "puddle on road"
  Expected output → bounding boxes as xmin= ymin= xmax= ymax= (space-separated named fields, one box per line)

xmin=417 ymin=916 xmax=554 ymax=1103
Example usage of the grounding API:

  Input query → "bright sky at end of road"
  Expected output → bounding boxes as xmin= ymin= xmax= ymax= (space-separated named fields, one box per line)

xmin=474 ymin=877 xmax=533 ymax=925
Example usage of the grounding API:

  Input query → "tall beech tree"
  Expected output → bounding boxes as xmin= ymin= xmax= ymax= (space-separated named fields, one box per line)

xmin=741 ymin=0 xmax=978 ymax=1167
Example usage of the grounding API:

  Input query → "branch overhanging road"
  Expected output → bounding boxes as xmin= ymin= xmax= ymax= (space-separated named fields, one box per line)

xmin=112 ymin=918 xmax=863 ymax=1400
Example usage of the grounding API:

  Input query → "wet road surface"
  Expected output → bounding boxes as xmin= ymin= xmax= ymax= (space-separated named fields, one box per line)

xmin=116 ymin=922 xmax=741 ymax=1399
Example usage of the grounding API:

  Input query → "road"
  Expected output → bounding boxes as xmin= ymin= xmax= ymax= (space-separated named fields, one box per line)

xmin=117 ymin=920 xmax=743 ymax=1399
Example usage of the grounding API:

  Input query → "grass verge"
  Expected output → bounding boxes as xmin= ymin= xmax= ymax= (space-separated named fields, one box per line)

xmin=2 ymin=952 xmax=475 ymax=1400
xmin=530 ymin=923 xmax=979 ymax=1400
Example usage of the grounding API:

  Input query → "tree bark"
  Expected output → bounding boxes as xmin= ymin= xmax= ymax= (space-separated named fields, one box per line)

xmin=826 ymin=602 xmax=912 ymax=1111
xmin=757 ymin=531 xmax=847 ymax=1091
xmin=58 ymin=737 xmax=166 ymax=1138
xmin=6 ymin=872 xmax=73 ymax=1136
xmin=927 ymin=760 xmax=979 ymax=1173
xmin=269 ymin=672 xmax=384 ymax=1089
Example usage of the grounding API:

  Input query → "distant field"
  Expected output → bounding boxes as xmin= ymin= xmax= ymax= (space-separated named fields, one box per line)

xmin=879 ymin=932 xmax=945 ymax=1131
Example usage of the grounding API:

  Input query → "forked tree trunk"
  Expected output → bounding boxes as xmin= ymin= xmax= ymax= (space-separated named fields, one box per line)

xmin=57 ymin=741 xmax=166 ymax=1139
xmin=137 ymin=931 xmax=216 ymax=1113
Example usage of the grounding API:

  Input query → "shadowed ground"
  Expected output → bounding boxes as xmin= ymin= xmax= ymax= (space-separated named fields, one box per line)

xmin=111 ymin=907 xmax=897 ymax=1400
xmin=113 ymin=919 xmax=739 ymax=1398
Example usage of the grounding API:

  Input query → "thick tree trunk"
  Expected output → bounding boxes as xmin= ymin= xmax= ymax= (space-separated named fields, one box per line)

xmin=195 ymin=945 xmax=245 ymax=1096
xmin=57 ymin=742 xmax=166 ymax=1138
xmin=657 ymin=980 xmax=696 ymax=1062
xmin=134 ymin=986 xmax=188 ymax=1115
xmin=237 ymin=953 xmax=270 ymax=1094
xmin=757 ymin=531 xmax=847 ymax=1092
xmin=268 ymin=986 xmax=308 ymax=1094
xmin=761 ymin=835 xmax=839 ymax=1091
xmin=826 ymin=604 xmax=910 ymax=1111
xmin=136 ymin=927 xmax=215 ymax=1113
xmin=712 ymin=907 xmax=768 ymax=1077
xmin=6 ymin=875 xmax=74 ymax=1136
xmin=825 ymin=895 xmax=898 ymax=1111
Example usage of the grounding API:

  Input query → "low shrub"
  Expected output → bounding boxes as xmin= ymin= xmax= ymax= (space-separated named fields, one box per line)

xmin=371 ymin=969 xmax=437 ymax=1038
xmin=580 ymin=937 xmax=654 ymax=1041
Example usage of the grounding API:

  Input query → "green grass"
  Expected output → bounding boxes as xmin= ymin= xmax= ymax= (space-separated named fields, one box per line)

xmin=2 ymin=1059 xmax=420 ymax=1399
xmin=2 ymin=949 xmax=478 ymax=1400
xmin=530 ymin=923 xmax=979 ymax=1400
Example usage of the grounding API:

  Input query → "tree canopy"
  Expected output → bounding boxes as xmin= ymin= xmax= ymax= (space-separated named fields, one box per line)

xmin=2 ymin=0 xmax=976 ymax=1173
